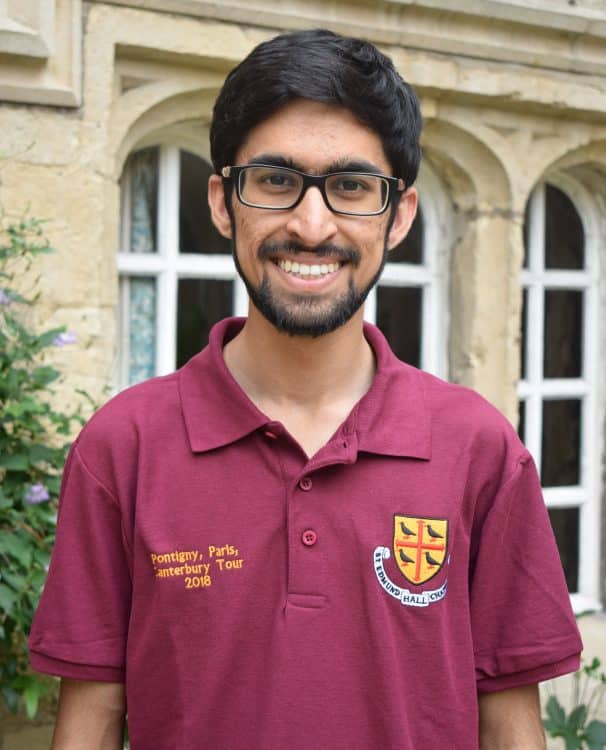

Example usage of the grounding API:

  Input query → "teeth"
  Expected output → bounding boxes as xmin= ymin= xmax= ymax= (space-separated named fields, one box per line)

xmin=277 ymin=260 xmax=340 ymax=277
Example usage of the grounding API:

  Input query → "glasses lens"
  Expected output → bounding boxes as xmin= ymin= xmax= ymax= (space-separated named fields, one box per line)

xmin=325 ymin=173 xmax=389 ymax=215
xmin=239 ymin=166 xmax=303 ymax=209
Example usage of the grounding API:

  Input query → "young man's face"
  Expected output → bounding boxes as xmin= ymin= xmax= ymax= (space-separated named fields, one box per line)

xmin=209 ymin=98 xmax=417 ymax=336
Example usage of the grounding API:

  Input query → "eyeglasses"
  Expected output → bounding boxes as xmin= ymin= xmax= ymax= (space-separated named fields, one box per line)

xmin=221 ymin=164 xmax=405 ymax=216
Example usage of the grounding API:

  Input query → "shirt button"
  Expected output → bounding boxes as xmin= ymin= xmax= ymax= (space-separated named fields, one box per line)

xmin=298 ymin=477 xmax=313 ymax=491
xmin=302 ymin=529 xmax=317 ymax=546
xmin=263 ymin=430 xmax=278 ymax=439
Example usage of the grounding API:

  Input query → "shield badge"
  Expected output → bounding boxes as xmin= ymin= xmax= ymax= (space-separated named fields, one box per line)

xmin=393 ymin=515 xmax=448 ymax=585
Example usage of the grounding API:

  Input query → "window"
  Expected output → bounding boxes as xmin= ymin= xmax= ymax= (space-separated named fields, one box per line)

xmin=117 ymin=145 xmax=448 ymax=387
xmin=117 ymin=145 xmax=239 ymax=386
xmin=519 ymin=179 xmax=601 ymax=611
xmin=367 ymin=163 xmax=449 ymax=376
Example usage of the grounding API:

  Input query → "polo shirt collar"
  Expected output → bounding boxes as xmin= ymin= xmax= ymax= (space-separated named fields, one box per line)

xmin=354 ymin=323 xmax=431 ymax=460
xmin=178 ymin=317 xmax=431 ymax=460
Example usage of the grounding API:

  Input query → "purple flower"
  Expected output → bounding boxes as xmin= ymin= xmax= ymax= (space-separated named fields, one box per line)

xmin=53 ymin=331 xmax=77 ymax=347
xmin=0 ymin=288 xmax=10 ymax=305
xmin=25 ymin=483 xmax=50 ymax=504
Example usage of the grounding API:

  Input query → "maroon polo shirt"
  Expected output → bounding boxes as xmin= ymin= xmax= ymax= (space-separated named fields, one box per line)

xmin=29 ymin=317 xmax=581 ymax=749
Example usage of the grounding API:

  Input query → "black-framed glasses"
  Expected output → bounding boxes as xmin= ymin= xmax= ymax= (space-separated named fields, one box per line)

xmin=221 ymin=164 xmax=405 ymax=216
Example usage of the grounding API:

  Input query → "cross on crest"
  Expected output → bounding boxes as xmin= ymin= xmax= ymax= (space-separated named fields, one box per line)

xmin=393 ymin=515 xmax=448 ymax=585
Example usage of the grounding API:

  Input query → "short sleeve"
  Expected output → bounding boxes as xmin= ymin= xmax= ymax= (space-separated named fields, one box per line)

xmin=28 ymin=443 xmax=131 ymax=683
xmin=470 ymin=452 xmax=582 ymax=693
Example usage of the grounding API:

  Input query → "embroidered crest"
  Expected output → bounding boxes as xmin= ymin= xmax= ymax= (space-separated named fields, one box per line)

xmin=393 ymin=515 xmax=448 ymax=585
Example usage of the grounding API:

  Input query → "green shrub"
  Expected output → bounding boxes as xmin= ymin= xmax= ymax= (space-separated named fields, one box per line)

xmin=544 ymin=656 xmax=606 ymax=750
xmin=0 ymin=211 xmax=87 ymax=718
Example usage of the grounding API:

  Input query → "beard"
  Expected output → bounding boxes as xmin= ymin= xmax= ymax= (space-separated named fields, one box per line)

xmin=232 ymin=238 xmax=389 ymax=338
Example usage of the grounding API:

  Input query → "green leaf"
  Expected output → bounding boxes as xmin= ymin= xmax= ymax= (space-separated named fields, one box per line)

xmin=0 ymin=495 xmax=12 ymax=510
xmin=23 ymin=681 xmax=40 ymax=719
xmin=586 ymin=720 xmax=606 ymax=748
xmin=44 ymin=476 xmax=62 ymax=495
xmin=0 ymin=534 xmax=33 ymax=567
xmin=545 ymin=695 xmax=567 ymax=727
xmin=0 ymin=453 xmax=29 ymax=470
xmin=29 ymin=569 xmax=46 ymax=591
xmin=31 ymin=366 xmax=59 ymax=387
xmin=29 ymin=444 xmax=56 ymax=464
xmin=1 ymin=569 xmax=25 ymax=591
xmin=564 ymin=732 xmax=583 ymax=750
xmin=568 ymin=704 xmax=588 ymax=731
xmin=36 ymin=327 xmax=65 ymax=349
xmin=0 ymin=583 xmax=17 ymax=615
xmin=1 ymin=686 xmax=19 ymax=712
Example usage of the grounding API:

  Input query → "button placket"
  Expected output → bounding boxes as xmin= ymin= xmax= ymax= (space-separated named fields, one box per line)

xmin=285 ymin=467 xmax=328 ymax=607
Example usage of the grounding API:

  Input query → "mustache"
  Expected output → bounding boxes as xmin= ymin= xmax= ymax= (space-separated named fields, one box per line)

xmin=258 ymin=240 xmax=360 ymax=267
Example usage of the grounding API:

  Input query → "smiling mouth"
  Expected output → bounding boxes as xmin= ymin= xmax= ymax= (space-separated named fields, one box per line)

xmin=276 ymin=259 xmax=342 ymax=278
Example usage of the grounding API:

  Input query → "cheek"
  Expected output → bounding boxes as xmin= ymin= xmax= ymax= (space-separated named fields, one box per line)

xmin=234 ymin=212 xmax=284 ymax=257
xmin=233 ymin=215 xmax=259 ymax=257
xmin=343 ymin=216 xmax=389 ymax=250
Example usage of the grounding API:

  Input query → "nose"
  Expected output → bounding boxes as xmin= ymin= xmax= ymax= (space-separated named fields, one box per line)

xmin=285 ymin=186 xmax=338 ymax=247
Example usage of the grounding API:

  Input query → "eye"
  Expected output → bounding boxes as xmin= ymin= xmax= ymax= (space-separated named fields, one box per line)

xmin=331 ymin=175 xmax=373 ymax=194
xmin=252 ymin=168 xmax=298 ymax=191
xmin=338 ymin=178 xmax=364 ymax=191
xmin=265 ymin=173 xmax=290 ymax=186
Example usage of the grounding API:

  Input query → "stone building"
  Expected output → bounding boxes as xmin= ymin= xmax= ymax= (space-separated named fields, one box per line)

xmin=1 ymin=0 xmax=605 ymax=745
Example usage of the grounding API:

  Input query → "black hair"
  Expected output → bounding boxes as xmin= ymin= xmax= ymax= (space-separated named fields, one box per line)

xmin=210 ymin=29 xmax=422 ymax=187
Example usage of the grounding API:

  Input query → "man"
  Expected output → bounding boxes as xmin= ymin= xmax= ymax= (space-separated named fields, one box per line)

xmin=30 ymin=29 xmax=581 ymax=749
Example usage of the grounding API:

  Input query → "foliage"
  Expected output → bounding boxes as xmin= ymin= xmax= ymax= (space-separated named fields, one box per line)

xmin=0 ymin=211 xmax=86 ymax=719
xmin=544 ymin=657 xmax=606 ymax=750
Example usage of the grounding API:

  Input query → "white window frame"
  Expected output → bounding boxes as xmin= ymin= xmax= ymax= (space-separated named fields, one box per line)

xmin=518 ymin=174 xmax=602 ymax=613
xmin=118 ymin=144 xmax=449 ymax=386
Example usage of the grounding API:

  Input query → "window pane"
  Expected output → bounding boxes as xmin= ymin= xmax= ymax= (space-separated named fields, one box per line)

xmin=541 ymin=399 xmax=581 ymax=486
xmin=388 ymin=206 xmax=424 ymax=265
xmin=545 ymin=184 xmax=584 ymax=269
xmin=520 ymin=288 xmax=528 ymax=380
xmin=127 ymin=147 xmax=159 ymax=254
xmin=376 ymin=286 xmax=422 ymax=367
xmin=127 ymin=277 xmax=156 ymax=384
xmin=177 ymin=279 xmax=233 ymax=366
xmin=518 ymin=400 xmax=526 ymax=443
xmin=547 ymin=507 xmax=579 ymax=592
xmin=179 ymin=151 xmax=231 ymax=255
xmin=544 ymin=290 xmax=583 ymax=378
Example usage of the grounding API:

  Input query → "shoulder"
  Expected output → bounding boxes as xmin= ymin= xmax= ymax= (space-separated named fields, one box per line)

xmin=79 ymin=372 xmax=180 ymax=444
xmin=415 ymin=367 xmax=528 ymax=479
xmin=421 ymin=370 xmax=517 ymax=435
xmin=73 ymin=372 xmax=182 ymax=490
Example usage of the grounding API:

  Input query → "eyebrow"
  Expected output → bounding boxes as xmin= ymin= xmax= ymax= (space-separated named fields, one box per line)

xmin=246 ymin=153 xmax=388 ymax=176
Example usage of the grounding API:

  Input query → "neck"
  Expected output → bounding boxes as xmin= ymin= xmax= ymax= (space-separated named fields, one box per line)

xmin=223 ymin=306 xmax=375 ymax=413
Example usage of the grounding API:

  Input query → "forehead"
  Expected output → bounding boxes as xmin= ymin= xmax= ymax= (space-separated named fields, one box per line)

xmin=235 ymin=98 xmax=391 ymax=174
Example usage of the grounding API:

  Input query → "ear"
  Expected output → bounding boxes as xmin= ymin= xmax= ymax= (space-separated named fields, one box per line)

xmin=208 ymin=174 xmax=233 ymax=239
xmin=386 ymin=187 xmax=418 ymax=251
